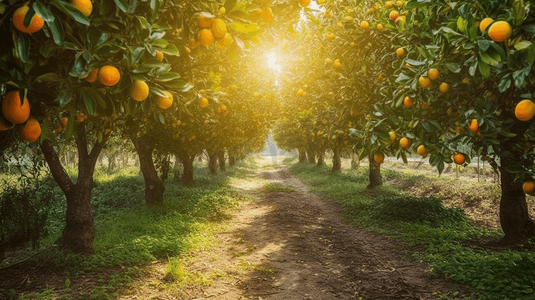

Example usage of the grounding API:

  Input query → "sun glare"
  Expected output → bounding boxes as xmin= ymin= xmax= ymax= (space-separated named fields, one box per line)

xmin=267 ymin=52 xmax=282 ymax=73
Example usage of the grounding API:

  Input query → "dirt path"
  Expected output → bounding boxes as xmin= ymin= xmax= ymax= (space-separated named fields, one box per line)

xmin=124 ymin=157 xmax=465 ymax=299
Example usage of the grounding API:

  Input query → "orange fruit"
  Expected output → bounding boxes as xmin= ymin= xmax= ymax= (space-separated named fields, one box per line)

xmin=219 ymin=7 xmax=226 ymax=15
xmin=300 ymin=0 xmax=311 ymax=7
xmin=455 ymin=125 xmax=463 ymax=133
xmin=211 ymin=19 xmax=227 ymax=39
xmin=439 ymin=82 xmax=449 ymax=93
xmin=374 ymin=152 xmax=385 ymax=164
xmin=395 ymin=16 xmax=406 ymax=25
xmin=421 ymin=103 xmax=429 ymax=110
xmin=479 ymin=17 xmax=494 ymax=33
xmin=70 ymin=0 xmax=92 ymax=17
xmin=0 ymin=117 xmax=12 ymax=131
xmin=158 ymin=91 xmax=173 ymax=109
xmin=13 ymin=6 xmax=44 ymax=34
xmin=403 ymin=96 xmax=413 ymax=108
xmin=389 ymin=131 xmax=396 ymax=142
xmin=130 ymin=80 xmax=149 ymax=101
xmin=60 ymin=117 xmax=68 ymax=128
xmin=453 ymin=153 xmax=465 ymax=165
xmin=199 ymin=97 xmax=209 ymax=107
xmin=385 ymin=1 xmax=394 ymax=8
xmin=86 ymin=68 xmax=98 ymax=83
xmin=417 ymin=145 xmax=427 ymax=157
xmin=399 ymin=137 xmax=410 ymax=149
xmin=198 ymin=15 xmax=213 ymax=28
xmin=198 ymin=29 xmax=215 ymax=46
xmin=2 ymin=91 xmax=30 ymax=124
xmin=155 ymin=50 xmax=164 ymax=62
xmin=396 ymin=47 xmax=405 ymax=57
xmin=19 ymin=117 xmax=41 ymax=142
xmin=389 ymin=10 xmax=399 ymax=20
xmin=297 ymin=89 xmax=304 ymax=97
xmin=377 ymin=24 xmax=384 ymax=30
xmin=488 ymin=21 xmax=512 ymax=42
xmin=361 ymin=21 xmax=369 ymax=29
xmin=428 ymin=68 xmax=439 ymax=81
xmin=515 ymin=99 xmax=535 ymax=121
xmin=219 ymin=33 xmax=233 ymax=47
xmin=76 ymin=112 xmax=85 ymax=122
xmin=218 ymin=105 xmax=227 ymax=114
xmin=523 ymin=181 xmax=535 ymax=195
xmin=260 ymin=7 xmax=273 ymax=23
xmin=469 ymin=119 xmax=479 ymax=133
xmin=333 ymin=59 xmax=341 ymax=68
xmin=418 ymin=76 xmax=431 ymax=88
xmin=98 ymin=65 xmax=121 ymax=86
xmin=462 ymin=77 xmax=471 ymax=84
xmin=326 ymin=33 xmax=335 ymax=41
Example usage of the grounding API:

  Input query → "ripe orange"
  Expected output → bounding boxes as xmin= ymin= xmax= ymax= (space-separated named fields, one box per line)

xmin=439 ymin=82 xmax=449 ymax=93
xmin=13 ymin=6 xmax=44 ymax=34
xmin=325 ymin=58 xmax=333 ymax=64
xmin=60 ymin=117 xmax=68 ymax=128
xmin=377 ymin=24 xmax=384 ymax=30
xmin=479 ymin=17 xmax=494 ymax=33
xmin=374 ymin=152 xmax=385 ymax=164
xmin=211 ymin=19 xmax=227 ymax=39
xmin=198 ymin=15 xmax=213 ymax=28
xmin=158 ymin=91 xmax=173 ymax=109
xmin=86 ymin=68 xmax=98 ymax=83
xmin=155 ymin=50 xmax=164 ymax=62
xmin=453 ymin=153 xmax=465 ymax=165
xmin=399 ymin=137 xmax=410 ymax=149
xmin=19 ymin=117 xmax=41 ymax=142
xmin=300 ymin=0 xmax=311 ymax=7
xmin=326 ymin=33 xmax=335 ymax=41
xmin=130 ymin=80 xmax=149 ymax=101
xmin=395 ymin=16 xmax=406 ymax=25
xmin=199 ymin=97 xmax=209 ymax=107
xmin=297 ymin=89 xmax=304 ymax=97
xmin=385 ymin=1 xmax=394 ymax=8
xmin=469 ymin=119 xmax=479 ymax=133
xmin=98 ymin=65 xmax=121 ymax=86
xmin=523 ymin=181 xmax=535 ymax=195
xmin=260 ymin=7 xmax=273 ymax=23
xmin=488 ymin=21 xmax=512 ymax=42
xmin=70 ymin=0 xmax=93 ymax=17
xmin=333 ymin=59 xmax=341 ymax=68
xmin=417 ymin=145 xmax=427 ymax=157
xmin=515 ymin=99 xmax=535 ymax=121
xmin=396 ymin=47 xmax=405 ymax=57
xmin=418 ymin=76 xmax=431 ymax=88
xmin=403 ymin=96 xmax=413 ymax=108
xmin=199 ymin=29 xmax=215 ymax=46
xmin=2 ymin=91 xmax=30 ymax=124
xmin=361 ymin=21 xmax=369 ymax=29
xmin=218 ymin=105 xmax=227 ymax=114
xmin=76 ymin=112 xmax=85 ymax=122
xmin=389 ymin=10 xmax=399 ymax=20
xmin=428 ymin=68 xmax=439 ymax=81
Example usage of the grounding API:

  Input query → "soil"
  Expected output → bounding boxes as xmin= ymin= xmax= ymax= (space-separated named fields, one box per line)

xmin=121 ymin=157 xmax=467 ymax=299
xmin=0 ymin=157 xmax=468 ymax=299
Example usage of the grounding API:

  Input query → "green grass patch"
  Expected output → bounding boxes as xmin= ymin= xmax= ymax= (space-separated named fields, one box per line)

xmin=288 ymin=160 xmax=535 ymax=300
xmin=262 ymin=183 xmax=296 ymax=194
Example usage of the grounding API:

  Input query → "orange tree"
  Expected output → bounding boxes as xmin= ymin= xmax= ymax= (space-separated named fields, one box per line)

xmin=0 ymin=0 xmax=186 ymax=252
xmin=336 ymin=0 xmax=535 ymax=243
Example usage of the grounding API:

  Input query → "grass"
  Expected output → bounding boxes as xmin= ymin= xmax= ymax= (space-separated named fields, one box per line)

xmin=262 ymin=183 xmax=296 ymax=194
xmin=9 ymin=162 xmax=251 ymax=300
xmin=286 ymin=157 xmax=535 ymax=300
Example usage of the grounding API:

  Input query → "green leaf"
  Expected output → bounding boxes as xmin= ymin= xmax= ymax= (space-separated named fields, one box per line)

xmin=113 ymin=0 xmax=128 ymax=12
xmin=224 ymin=0 xmax=237 ymax=12
xmin=161 ymin=43 xmax=179 ymax=56
xmin=46 ymin=14 xmax=65 ymax=45
xmin=82 ymin=89 xmax=96 ymax=115
xmin=51 ymin=0 xmax=90 ymax=25
xmin=84 ymin=88 xmax=106 ymax=109
xmin=445 ymin=62 xmax=461 ymax=73
xmin=39 ymin=117 xmax=51 ymax=144
xmin=478 ymin=59 xmax=490 ymax=78
xmin=56 ymin=88 xmax=73 ymax=107
xmin=405 ymin=59 xmax=426 ymax=66
xmin=64 ymin=114 xmax=75 ymax=140
xmin=35 ymin=73 xmax=60 ymax=82
xmin=498 ymin=75 xmax=512 ymax=92
xmin=514 ymin=40 xmax=532 ymax=50
xmin=513 ymin=0 xmax=526 ymax=26
xmin=33 ymin=1 xmax=55 ymax=22
xmin=150 ymin=88 xmax=168 ymax=97
xmin=23 ymin=5 xmax=37 ymax=27
xmin=505 ymin=164 xmax=525 ymax=174
xmin=16 ymin=33 xmax=30 ymax=63
xmin=158 ymin=113 xmax=165 ymax=124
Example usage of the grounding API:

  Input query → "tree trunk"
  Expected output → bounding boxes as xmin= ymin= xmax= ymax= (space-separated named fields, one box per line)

xmin=173 ymin=156 xmax=181 ymax=182
xmin=351 ymin=153 xmax=360 ymax=170
xmin=160 ymin=155 xmax=170 ymax=182
xmin=332 ymin=149 xmax=341 ymax=172
xmin=129 ymin=133 xmax=164 ymax=207
xmin=367 ymin=156 xmax=382 ymax=189
xmin=40 ymin=123 xmax=108 ymax=254
xmin=181 ymin=155 xmax=195 ymax=185
xmin=229 ymin=156 xmax=236 ymax=166
xmin=316 ymin=152 xmax=324 ymax=167
xmin=298 ymin=149 xmax=307 ymax=163
xmin=217 ymin=151 xmax=226 ymax=171
xmin=208 ymin=152 xmax=218 ymax=175
xmin=307 ymin=149 xmax=316 ymax=164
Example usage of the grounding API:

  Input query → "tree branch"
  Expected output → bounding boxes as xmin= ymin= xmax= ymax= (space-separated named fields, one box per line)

xmin=40 ymin=139 xmax=74 ymax=194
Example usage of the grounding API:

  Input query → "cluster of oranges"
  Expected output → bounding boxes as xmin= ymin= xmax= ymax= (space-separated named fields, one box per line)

xmin=0 ymin=90 xmax=40 ymax=142
xmin=191 ymin=12 xmax=232 ymax=51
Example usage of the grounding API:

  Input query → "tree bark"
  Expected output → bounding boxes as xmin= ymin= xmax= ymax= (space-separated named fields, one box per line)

xmin=40 ymin=123 xmax=108 ymax=253
xmin=181 ymin=155 xmax=195 ymax=185
xmin=229 ymin=156 xmax=236 ymax=166
xmin=316 ymin=152 xmax=324 ymax=167
xmin=351 ymin=153 xmax=360 ymax=170
xmin=208 ymin=151 xmax=218 ymax=175
xmin=173 ymin=155 xmax=181 ymax=181
xmin=217 ymin=151 xmax=226 ymax=171
xmin=332 ymin=149 xmax=341 ymax=172
xmin=367 ymin=156 xmax=382 ymax=189
xmin=160 ymin=155 xmax=170 ymax=182
xmin=298 ymin=149 xmax=307 ymax=163
xmin=307 ymin=148 xmax=316 ymax=164
xmin=129 ymin=133 xmax=164 ymax=207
